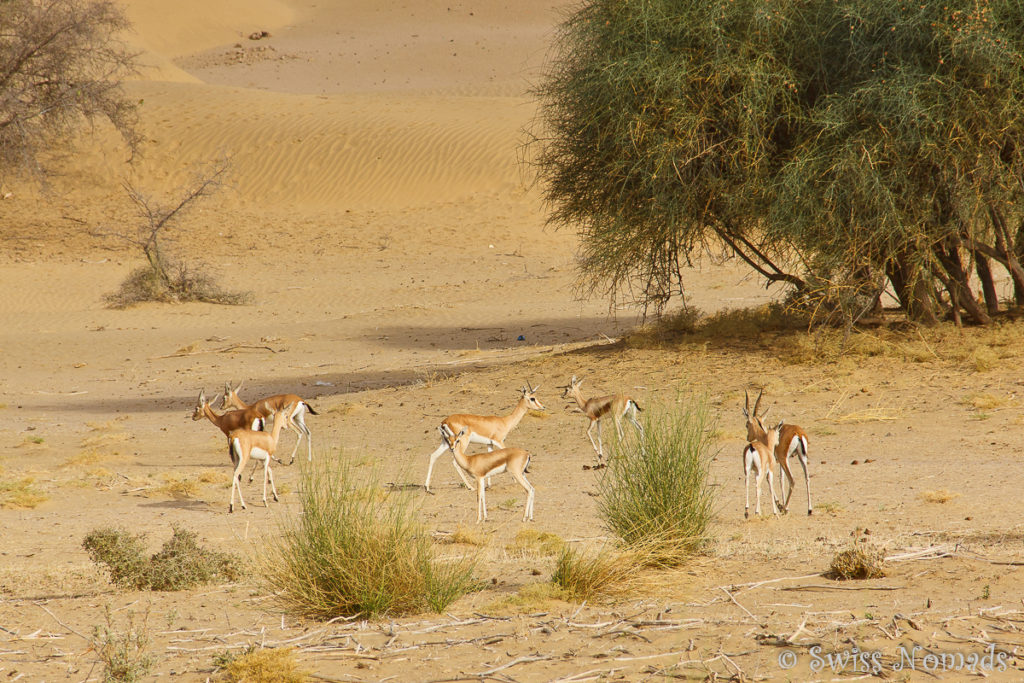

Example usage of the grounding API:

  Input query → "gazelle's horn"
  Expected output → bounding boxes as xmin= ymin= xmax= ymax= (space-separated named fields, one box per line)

xmin=753 ymin=387 xmax=765 ymax=417
xmin=743 ymin=389 xmax=750 ymax=417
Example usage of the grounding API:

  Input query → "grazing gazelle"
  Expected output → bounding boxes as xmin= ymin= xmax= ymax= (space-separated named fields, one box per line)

xmin=226 ymin=402 xmax=295 ymax=513
xmin=442 ymin=425 xmax=535 ymax=523
xmin=220 ymin=381 xmax=318 ymax=465
xmin=743 ymin=388 xmax=812 ymax=516
xmin=424 ymin=383 xmax=545 ymax=493
xmin=561 ymin=375 xmax=643 ymax=459
xmin=743 ymin=419 xmax=783 ymax=518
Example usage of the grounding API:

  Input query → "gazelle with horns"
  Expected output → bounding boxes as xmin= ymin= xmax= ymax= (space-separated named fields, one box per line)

xmin=442 ymin=425 xmax=535 ymax=523
xmin=743 ymin=418 xmax=783 ymax=518
xmin=561 ymin=375 xmax=643 ymax=459
xmin=192 ymin=389 xmax=284 ymax=470
xmin=743 ymin=388 xmax=812 ymax=516
xmin=220 ymin=381 xmax=318 ymax=465
xmin=424 ymin=383 xmax=545 ymax=493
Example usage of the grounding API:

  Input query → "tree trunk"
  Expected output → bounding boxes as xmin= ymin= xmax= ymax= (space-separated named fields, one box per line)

xmin=885 ymin=253 xmax=939 ymax=325
xmin=973 ymin=251 xmax=1000 ymax=316
xmin=934 ymin=239 xmax=991 ymax=325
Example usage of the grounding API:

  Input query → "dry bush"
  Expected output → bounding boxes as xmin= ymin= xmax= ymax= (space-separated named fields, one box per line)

xmin=215 ymin=646 xmax=308 ymax=683
xmin=105 ymin=260 xmax=251 ymax=308
xmin=826 ymin=545 xmax=886 ymax=580
xmin=920 ymin=489 xmax=961 ymax=504
xmin=83 ymin=526 xmax=240 ymax=591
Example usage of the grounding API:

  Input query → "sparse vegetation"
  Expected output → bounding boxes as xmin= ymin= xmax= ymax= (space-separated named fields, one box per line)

xmin=103 ymin=161 xmax=252 ymax=308
xmin=262 ymin=458 xmax=478 ymax=619
xmin=551 ymin=544 xmax=638 ymax=601
xmin=0 ymin=476 xmax=48 ymax=509
xmin=92 ymin=606 xmax=153 ymax=683
xmin=83 ymin=525 xmax=241 ymax=590
xmin=597 ymin=395 xmax=716 ymax=566
xmin=506 ymin=529 xmax=565 ymax=557
xmin=826 ymin=545 xmax=886 ymax=581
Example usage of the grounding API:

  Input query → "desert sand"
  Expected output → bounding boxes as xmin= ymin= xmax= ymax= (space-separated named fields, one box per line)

xmin=1 ymin=1 xmax=1023 ymax=680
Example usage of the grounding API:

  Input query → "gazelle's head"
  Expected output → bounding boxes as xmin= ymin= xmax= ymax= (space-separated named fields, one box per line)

xmin=561 ymin=375 xmax=582 ymax=400
xmin=444 ymin=426 xmax=470 ymax=454
xmin=521 ymin=382 xmax=545 ymax=411
xmin=766 ymin=420 xmax=784 ymax=451
xmin=191 ymin=389 xmax=209 ymax=421
xmin=220 ymin=381 xmax=243 ymax=409
xmin=742 ymin=388 xmax=771 ymax=441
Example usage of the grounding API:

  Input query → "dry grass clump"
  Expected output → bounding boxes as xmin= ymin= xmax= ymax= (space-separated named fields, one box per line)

xmin=0 ymin=476 xmax=48 ymax=509
xmin=83 ymin=525 xmax=240 ymax=591
xmin=444 ymin=525 xmax=489 ymax=547
xmin=506 ymin=529 xmax=565 ymax=557
xmin=627 ymin=304 xmax=801 ymax=349
xmin=215 ymin=646 xmax=308 ymax=683
xmin=920 ymin=488 xmax=961 ymax=504
xmin=155 ymin=473 xmax=200 ymax=498
xmin=551 ymin=544 xmax=642 ymax=601
xmin=483 ymin=582 xmax=569 ymax=614
xmin=826 ymin=544 xmax=886 ymax=580
xmin=262 ymin=457 xmax=478 ymax=619
xmin=105 ymin=260 xmax=251 ymax=308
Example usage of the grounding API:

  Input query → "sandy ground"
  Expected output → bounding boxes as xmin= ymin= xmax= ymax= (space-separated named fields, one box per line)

xmin=2 ymin=1 xmax=1024 ymax=681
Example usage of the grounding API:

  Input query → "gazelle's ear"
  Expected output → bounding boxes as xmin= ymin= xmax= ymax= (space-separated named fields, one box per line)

xmin=223 ymin=381 xmax=232 ymax=394
xmin=570 ymin=375 xmax=577 ymax=383
xmin=198 ymin=389 xmax=206 ymax=404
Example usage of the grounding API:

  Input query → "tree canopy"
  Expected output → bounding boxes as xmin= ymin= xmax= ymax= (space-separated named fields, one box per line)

xmin=530 ymin=0 xmax=1024 ymax=325
xmin=0 ymin=0 xmax=139 ymax=181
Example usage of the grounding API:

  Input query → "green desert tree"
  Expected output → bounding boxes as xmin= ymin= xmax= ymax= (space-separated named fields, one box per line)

xmin=0 ymin=0 xmax=140 ymax=179
xmin=530 ymin=0 xmax=1024 ymax=325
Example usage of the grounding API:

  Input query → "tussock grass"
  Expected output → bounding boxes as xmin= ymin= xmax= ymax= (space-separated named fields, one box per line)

xmin=627 ymin=304 xmax=801 ymax=349
xmin=155 ymin=473 xmax=200 ymax=498
xmin=598 ymin=394 xmax=716 ymax=566
xmin=551 ymin=544 xmax=647 ymax=601
xmin=216 ymin=646 xmax=308 ymax=683
xmin=826 ymin=545 xmax=886 ymax=580
xmin=262 ymin=457 xmax=478 ymax=619
xmin=444 ymin=526 xmax=489 ymax=547
xmin=920 ymin=489 xmax=961 ymax=504
xmin=83 ymin=526 xmax=240 ymax=591
xmin=484 ymin=582 xmax=568 ymax=614
xmin=964 ymin=392 xmax=1013 ymax=412
xmin=106 ymin=260 xmax=251 ymax=308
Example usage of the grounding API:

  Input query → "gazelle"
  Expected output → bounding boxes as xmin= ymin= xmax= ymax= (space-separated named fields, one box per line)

xmin=743 ymin=388 xmax=813 ymax=516
xmin=220 ymin=381 xmax=318 ymax=465
xmin=743 ymin=419 xmax=783 ymax=518
xmin=424 ymin=383 xmax=545 ymax=493
xmin=226 ymin=402 xmax=295 ymax=512
xmin=560 ymin=375 xmax=643 ymax=459
xmin=192 ymin=389 xmax=285 ymax=470
xmin=443 ymin=425 xmax=535 ymax=523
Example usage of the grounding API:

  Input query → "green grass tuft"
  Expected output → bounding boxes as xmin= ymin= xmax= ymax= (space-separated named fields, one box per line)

xmin=262 ymin=457 xmax=478 ymax=619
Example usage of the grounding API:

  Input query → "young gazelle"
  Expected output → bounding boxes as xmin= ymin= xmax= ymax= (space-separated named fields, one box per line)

xmin=424 ymin=383 xmax=545 ymax=493
xmin=226 ymin=402 xmax=295 ymax=513
xmin=743 ymin=419 xmax=783 ymax=518
xmin=443 ymin=425 xmax=535 ymax=523
xmin=561 ymin=375 xmax=643 ymax=459
xmin=743 ymin=388 xmax=813 ymax=516
xmin=220 ymin=381 xmax=318 ymax=465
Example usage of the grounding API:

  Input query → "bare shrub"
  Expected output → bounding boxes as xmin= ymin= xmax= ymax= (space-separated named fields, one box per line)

xmin=92 ymin=606 xmax=153 ymax=683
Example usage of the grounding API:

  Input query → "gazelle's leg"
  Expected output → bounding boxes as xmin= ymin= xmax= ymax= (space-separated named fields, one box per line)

xmin=450 ymin=458 xmax=476 ymax=490
xmin=795 ymin=441 xmax=812 ymax=515
xmin=585 ymin=420 xmax=601 ymax=456
xmin=627 ymin=404 xmax=643 ymax=433
xmin=766 ymin=468 xmax=779 ymax=516
xmin=230 ymin=451 xmax=247 ymax=512
xmin=744 ymin=448 xmax=752 ymax=519
xmin=425 ymin=441 xmax=453 ymax=492
xmin=510 ymin=469 xmax=535 ymax=522
xmin=777 ymin=455 xmax=796 ymax=513
xmin=476 ymin=478 xmax=488 ymax=522
xmin=265 ymin=460 xmax=279 ymax=503
xmin=596 ymin=420 xmax=604 ymax=458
